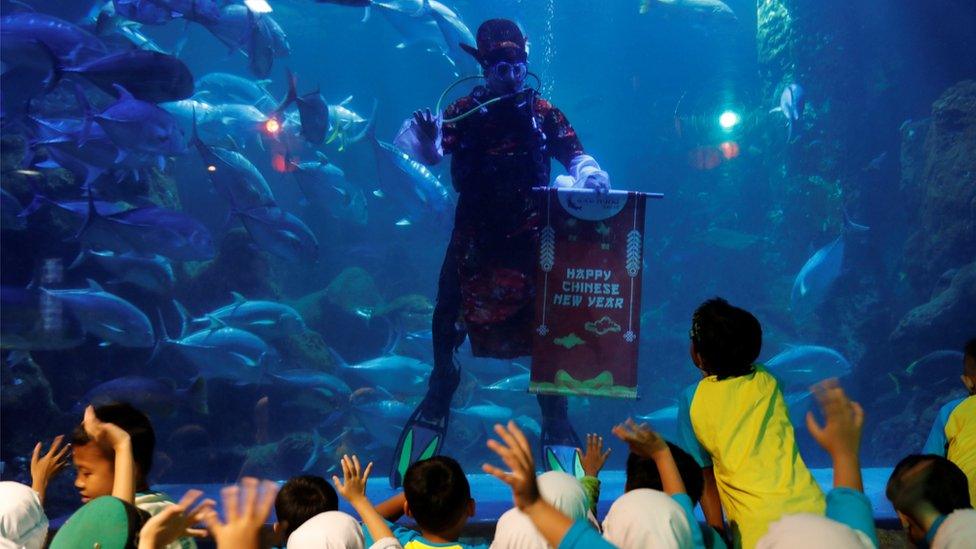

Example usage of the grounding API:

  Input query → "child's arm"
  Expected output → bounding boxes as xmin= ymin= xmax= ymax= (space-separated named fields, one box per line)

xmin=611 ymin=419 xmax=685 ymax=495
xmin=700 ymin=468 xmax=725 ymax=531
xmin=373 ymin=492 xmax=407 ymax=522
xmin=578 ymin=433 xmax=611 ymax=512
xmin=30 ymin=435 xmax=70 ymax=506
xmin=805 ymin=379 xmax=864 ymax=491
xmin=484 ymin=422 xmax=617 ymax=549
xmin=805 ymin=379 xmax=877 ymax=547
xmin=332 ymin=454 xmax=398 ymax=545
xmin=83 ymin=405 xmax=135 ymax=503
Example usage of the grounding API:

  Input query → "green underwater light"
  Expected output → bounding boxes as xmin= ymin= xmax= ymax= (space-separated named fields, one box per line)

xmin=719 ymin=110 xmax=742 ymax=131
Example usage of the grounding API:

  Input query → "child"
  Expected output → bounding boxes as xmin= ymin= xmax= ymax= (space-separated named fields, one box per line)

xmin=885 ymin=454 xmax=973 ymax=546
xmin=757 ymin=379 xmax=877 ymax=548
xmin=675 ymin=298 xmax=824 ymax=548
xmin=626 ymin=442 xmax=725 ymax=548
xmin=69 ymin=403 xmax=196 ymax=549
xmin=363 ymin=455 xmax=486 ymax=549
xmin=609 ymin=419 xmax=705 ymax=549
xmin=491 ymin=471 xmax=592 ymax=548
xmin=273 ymin=475 xmax=339 ymax=543
xmin=0 ymin=481 xmax=48 ymax=549
xmin=922 ymin=337 xmax=976 ymax=502
xmin=483 ymin=421 xmax=616 ymax=549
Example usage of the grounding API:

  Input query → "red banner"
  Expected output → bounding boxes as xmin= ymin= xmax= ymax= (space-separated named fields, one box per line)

xmin=531 ymin=188 xmax=647 ymax=399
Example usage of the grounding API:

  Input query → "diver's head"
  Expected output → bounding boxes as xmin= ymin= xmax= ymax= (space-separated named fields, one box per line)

xmin=462 ymin=19 xmax=529 ymax=94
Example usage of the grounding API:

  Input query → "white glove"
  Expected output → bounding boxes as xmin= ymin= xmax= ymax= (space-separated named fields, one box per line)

xmin=392 ymin=112 xmax=443 ymax=165
xmin=553 ymin=154 xmax=610 ymax=192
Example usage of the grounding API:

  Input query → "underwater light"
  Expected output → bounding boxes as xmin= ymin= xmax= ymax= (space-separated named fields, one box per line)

xmin=244 ymin=0 xmax=273 ymax=13
xmin=207 ymin=165 xmax=217 ymax=172
xmin=264 ymin=118 xmax=281 ymax=135
xmin=718 ymin=110 xmax=741 ymax=131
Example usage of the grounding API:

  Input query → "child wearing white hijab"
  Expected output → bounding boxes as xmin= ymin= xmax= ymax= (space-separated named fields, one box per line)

xmin=608 ymin=420 xmax=705 ymax=549
xmin=755 ymin=514 xmax=874 ymax=549
xmin=491 ymin=471 xmax=592 ymax=549
xmin=0 ymin=481 xmax=49 ymax=549
xmin=286 ymin=511 xmax=366 ymax=549
xmin=484 ymin=422 xmax=618 ymax=549
xmin=931 ymin=509 xmax=976 ymax=549
xmin=602 ymin=489 xmax=695 ymax=549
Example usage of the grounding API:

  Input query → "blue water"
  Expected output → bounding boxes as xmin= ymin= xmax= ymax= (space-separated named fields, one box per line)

xmin=2 ymin=0 xmax=974 ymax=521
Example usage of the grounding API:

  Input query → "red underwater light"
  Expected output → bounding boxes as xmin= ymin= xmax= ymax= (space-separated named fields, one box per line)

xmin=264 ymin=117 xmax=281 ymax=135
xmin=719 ymin=141 xmax=740 ymax=160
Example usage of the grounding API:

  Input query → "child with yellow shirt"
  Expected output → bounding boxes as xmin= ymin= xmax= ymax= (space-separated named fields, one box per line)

xmin=922 ymin=337 xmax=976 ymax=503
xmin=675 ymin=298 xmax=825 ymax=548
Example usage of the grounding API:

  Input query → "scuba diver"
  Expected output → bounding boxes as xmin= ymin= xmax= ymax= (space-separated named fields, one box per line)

xmin=390 ymin=19 xmax=611 ymax=487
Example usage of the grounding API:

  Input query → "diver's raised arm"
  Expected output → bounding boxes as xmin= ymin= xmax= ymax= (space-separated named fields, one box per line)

xmin=393 ymin=108 xmax=444 ymax=166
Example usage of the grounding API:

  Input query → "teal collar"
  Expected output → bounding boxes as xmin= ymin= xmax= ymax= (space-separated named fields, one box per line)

xmin=922 ymin=514 xmax=947 ymax=548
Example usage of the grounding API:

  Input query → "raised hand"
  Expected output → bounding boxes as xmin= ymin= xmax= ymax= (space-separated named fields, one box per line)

xmin=202 ymin=478 xmax=279 ymax=549
xmin=578 ymin=433 xmax=612 ymax=477
xmin=412 ymin=108 xmax=440 ymax=141
xmin=806 ymin=379 xmax=864 ymax=458
xmin=611 ymin=418 xmax=668 ymax=458
xmin=31 ymin=435 xmax=70 ymax=504
xmin=332 ymin=454 xmax=373 ymax=505
xmin=138 ymin=489 xmax=214 ymax=549
xmin=83 ymin=405 xmax=130 ymax=450
xmin=482 ymin=421 xmax=540 ymax=511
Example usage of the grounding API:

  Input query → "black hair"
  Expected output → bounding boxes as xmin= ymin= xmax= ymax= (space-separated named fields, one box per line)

xmin=965 ymin=338 xmax=976 ymax=360
xmin=403 ymin=456 xmax=471 ymax=533
xmin=625 ymin=443 xmax=704 ymax=504
xmin=886 ymin=455 xmax=972 ymax=517
xmin=274 ymin=475 xmax=339 ymax=539
xmin=690 ymin=297 xmax=761 ymax=379
xmin=71 ymin=403 xmax=155 ymax=486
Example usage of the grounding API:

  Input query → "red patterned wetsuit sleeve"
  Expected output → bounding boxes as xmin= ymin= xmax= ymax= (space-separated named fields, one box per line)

xmin=441 ymin=97 xmax=474 ymax=155
xmin=540 ymin=99 xmax=585 ymax=169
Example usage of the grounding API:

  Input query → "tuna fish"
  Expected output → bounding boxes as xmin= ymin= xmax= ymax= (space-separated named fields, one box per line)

xmin=280 ymin=70 xmax=331 ymax=145
xmin=73 ymin=195 xmax=216 ymax=261
xmin=79 ymin=375 xmax=209 ymax=417
xmin=69 ymin=250 xmax=175 ymax=295
xmin=292 ymin=156 xmax=368 ymax=226
xmin=338 ymin=353 xmax=432 ymax=395
xmin=77 ymin=84 xmax=186 ymax=161
xmin=764 ymin=345 xmax=853 ymax=392
xmin=191 ymin=114 xmax=276 ymax=209
xmin=113 ymin=0 xmax=175 ymax=25
xmin=202 ymin=5 xmax=289 ymax=78
xmin=66 ymin=50 xmax=194 ymax=103
xmin=43 ymin=279 xmax=155 ymax=347
xmin=483 ymin=373 xmax=530 ymax=393
xmin=350 ymin=394 xmax=413 ymax=448
xmin=186 ymin=292 xmax=306 ymax=340
xmin=413 ymin=0 xmax=478 ymax=76
xmin=235 ymin=205 xmax=318 ymax=263
xmin=639 ymin=0 xmax=737 ymax=21
xmin=157 ymin=317 xmax=280 ymax=384
xmin=194 ymin=72 xmax=276 ymax=111
xmin=270 ymin=369 xmax=352 ymax=400
xmin=0 ymin=12 xmax=107 ymax=65
xmin=0 ymin=286 xmax=86 ymax=351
